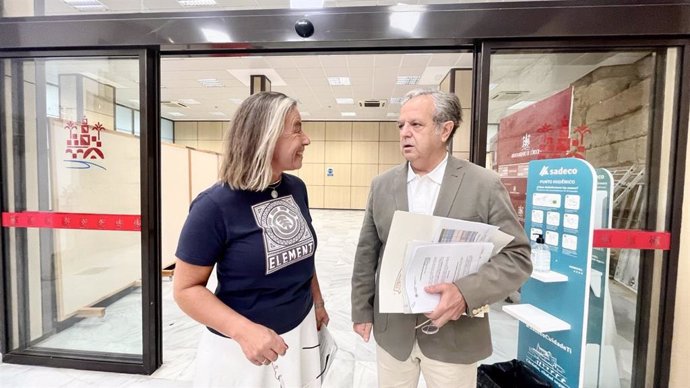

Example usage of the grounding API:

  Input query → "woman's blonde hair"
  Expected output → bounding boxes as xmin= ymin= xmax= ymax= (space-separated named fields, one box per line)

xmin=219 ymin=91 xmax=297 ymax=191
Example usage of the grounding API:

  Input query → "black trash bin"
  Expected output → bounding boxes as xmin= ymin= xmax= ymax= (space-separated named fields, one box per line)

xmin=477 ymin=360 xmax=552 ymax=388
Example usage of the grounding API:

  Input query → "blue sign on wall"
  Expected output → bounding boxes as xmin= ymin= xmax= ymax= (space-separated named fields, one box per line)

xmin=519 ymin=158 xmax=596 ymax=388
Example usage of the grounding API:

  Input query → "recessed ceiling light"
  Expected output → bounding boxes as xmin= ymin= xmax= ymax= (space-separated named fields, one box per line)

xmin=328 ymin=77 xmax=351 ymax=86
xmin=508 ymin=101 xmax=536 ymax=110
xmin=63 ymin=0 xmax=108 ymax=11
xmin=198 ymin=79 xmax=224 ymax=88
xmin=341 ymin=112 xmax=356 ymax=117
xmin=290 ymin=0 xmax=323 ymax=9
xmin=178 ymin=0 xmax=216 ymax=6
xmin=387 ymin=112 xmax=399 ymax=117
xmin=336 ymin=98 xmax=354 ymax=105
xmin=396 ymin=76 xmax=420 ymax=85
xmin=389 ymin=97 xmax=404 ymax=105
xmin=168 ymin=112 xmax=185 ymax=117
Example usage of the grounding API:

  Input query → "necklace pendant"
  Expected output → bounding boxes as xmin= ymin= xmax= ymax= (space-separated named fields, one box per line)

xmin=271 ymin=189 xmax=278 ymax=199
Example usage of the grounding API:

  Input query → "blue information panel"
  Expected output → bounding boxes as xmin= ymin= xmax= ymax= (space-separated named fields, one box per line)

xmin=519 ymin=158 xmax=596 ymax=388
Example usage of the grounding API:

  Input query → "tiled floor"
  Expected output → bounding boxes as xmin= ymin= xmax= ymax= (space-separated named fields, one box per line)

xmin=0 ymin=209 xmax=634 ymax=387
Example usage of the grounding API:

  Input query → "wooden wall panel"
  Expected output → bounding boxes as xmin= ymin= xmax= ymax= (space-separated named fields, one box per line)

xmin=351 ymin=164 xmax=379 ymax=187
xmin=324 ymin=186 xmax=351 ymax=209
xmin=299 ymin=163 xmax=325 ymax=186
xmin=161 ymin=145 xmax=191 ymax=268
xmin=324 ymin=142 xmax=352 ymax=164
xmin=304 ymin=121 xmax=326 ymax=141
xmin=352 ymin=141 xmax=379 ymax=164
xmin=353 ymin=122 xmax=379 ymax=141
xmin=306 ymin=185 xmax=324 ymax=208
xmin=325 ymin=121 xmax=352 ymax=141
xmin=379 ymin=121 xmax=399 ymax=141
xmin=351 ymin=186 xmax=370 ymax=210
xmin=303 ymin=141 xmax=325 ymax=163
xmin=324 ymin=164 xmax=351 ymax=186
xmin=379 ymin=142 xmax=404 ymax=164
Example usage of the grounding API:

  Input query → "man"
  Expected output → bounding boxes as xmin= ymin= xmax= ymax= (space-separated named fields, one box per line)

xmin=351 ymin=88 xmax=531 ymax=388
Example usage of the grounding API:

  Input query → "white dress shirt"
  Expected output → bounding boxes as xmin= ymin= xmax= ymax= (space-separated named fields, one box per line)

xmin=407 ymin=153 xmax=448 ymax=215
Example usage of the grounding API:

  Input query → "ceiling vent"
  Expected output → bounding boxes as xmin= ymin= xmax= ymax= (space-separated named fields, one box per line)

xmin=161 ymin=101 xmax=189 ymax=108
xmin=358 ymin=99 xmax=387 ymax=108
xmin=490 ymin=91 xmax=527 ymax=101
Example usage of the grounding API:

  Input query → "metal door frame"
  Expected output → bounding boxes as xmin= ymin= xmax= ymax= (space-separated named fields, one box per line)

xmin=0 ymin=48 xmax=161 ymax=375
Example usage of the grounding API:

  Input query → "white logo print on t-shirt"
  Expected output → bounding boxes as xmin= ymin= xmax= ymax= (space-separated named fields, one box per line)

xmin=251 ymin=195 xmax=315 ymax=274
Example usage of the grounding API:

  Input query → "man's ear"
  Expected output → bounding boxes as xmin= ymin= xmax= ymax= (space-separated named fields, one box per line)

xmin=440 ymin=121 xmax=454 ymax=143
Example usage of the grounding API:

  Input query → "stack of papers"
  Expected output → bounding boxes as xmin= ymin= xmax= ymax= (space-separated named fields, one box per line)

xmin=402 ymin=241 xmax=494 ymax=313
xmin=379 ymin=211 xmax=514 ymax=314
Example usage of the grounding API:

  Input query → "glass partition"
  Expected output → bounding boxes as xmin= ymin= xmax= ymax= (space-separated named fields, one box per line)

xmin=486 ymin=48 xmax=678 ymax=387
xmin=1 ymin=56 xmax=144 ymax=362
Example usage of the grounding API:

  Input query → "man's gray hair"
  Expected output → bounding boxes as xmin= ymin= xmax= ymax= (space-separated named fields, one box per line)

xmin=402 ymin=88 xmax=463 ymax=140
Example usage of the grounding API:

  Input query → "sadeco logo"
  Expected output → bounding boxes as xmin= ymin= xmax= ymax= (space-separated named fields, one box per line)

xmin=539 ymin=165 xmax=578 ymax=176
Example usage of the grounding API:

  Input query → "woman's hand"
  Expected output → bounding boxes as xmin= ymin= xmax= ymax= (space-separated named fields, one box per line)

xmin=315 ymin=301 xmax=329 ymax=330
xmin=234 ymin=322 xmax=288 ymax=366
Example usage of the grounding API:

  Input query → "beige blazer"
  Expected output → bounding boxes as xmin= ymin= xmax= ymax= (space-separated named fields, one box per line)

xmin=351 ymin=156 xmax=532 ymax=364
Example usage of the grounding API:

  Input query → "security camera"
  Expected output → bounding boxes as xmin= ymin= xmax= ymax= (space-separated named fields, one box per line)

xmin=295 ymin=19 xmax=315 ymax=38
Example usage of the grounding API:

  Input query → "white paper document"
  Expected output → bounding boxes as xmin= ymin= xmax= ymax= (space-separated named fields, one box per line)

xmin=403 ymin=241 xmax=494 ymax=313
xmin=378 ymin=211 xmax=514 ymax=313
xmin=317 ymin=324 xmax=337 ymax=383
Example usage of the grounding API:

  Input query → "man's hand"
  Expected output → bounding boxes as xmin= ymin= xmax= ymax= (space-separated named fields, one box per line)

xmin=353 ymin=322 xmax=372 ymax=342
xmin=423 ymin=283 xmax=467 ymax=329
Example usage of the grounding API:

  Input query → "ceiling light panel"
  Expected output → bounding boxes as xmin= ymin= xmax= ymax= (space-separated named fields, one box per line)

xmin=197 ymin=78 xmax=224 ymax=87
xmin=63 ymin=0 xmax=107 ymax=10
xmin=336 ymin=98 xmax=354 ymax=104
xmin=178 ymin=0 xmax=217 ymax=6
xmin=328 ymin=77 xmax=351 ymax=86
xmin=396 ymin=75 xmax=421 ymax=85
xmin=341 ymin=112 xmax=356 ymax=117
xmin=290 ymin=0 xmax=323 ymax=9
xmin=168 ymin=112 xmax=185 ymax=117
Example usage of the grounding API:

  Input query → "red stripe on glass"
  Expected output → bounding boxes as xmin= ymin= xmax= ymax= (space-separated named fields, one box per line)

xmin=593 ymin=229 xmax=671 ymax=250
xmin=2 ymin=211 xmax=141 ymax=231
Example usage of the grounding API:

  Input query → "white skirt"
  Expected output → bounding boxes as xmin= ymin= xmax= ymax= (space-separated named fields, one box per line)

xmin=193 ymin=306 xmax=321 ymax=388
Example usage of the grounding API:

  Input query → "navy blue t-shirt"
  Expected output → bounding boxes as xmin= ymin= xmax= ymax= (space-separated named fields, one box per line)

xmin=175 ymin=173 xmax=316 ymax=335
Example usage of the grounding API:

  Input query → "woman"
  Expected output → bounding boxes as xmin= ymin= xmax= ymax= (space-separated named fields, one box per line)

xmin=174 ymin=91 xmax=329 ymax=388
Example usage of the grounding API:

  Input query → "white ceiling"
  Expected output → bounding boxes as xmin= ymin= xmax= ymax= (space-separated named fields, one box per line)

xmin=42 ymin=51 xmax=650 ymax=125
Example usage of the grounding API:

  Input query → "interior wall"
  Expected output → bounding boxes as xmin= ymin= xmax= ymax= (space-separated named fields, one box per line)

xmin=173 ymin=121 xmax=225 ymax=153
xmin=173 ymin=120 xmax=408 ymax=210
xmin=571 ymin=55 xmax=652 ymax=171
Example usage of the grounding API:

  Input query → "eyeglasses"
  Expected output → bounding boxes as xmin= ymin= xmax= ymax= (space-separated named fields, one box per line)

xmin=271 ymin=362 xmax=286 ymax=388
xmin=415 ymin=319 xmax=439 ymax=335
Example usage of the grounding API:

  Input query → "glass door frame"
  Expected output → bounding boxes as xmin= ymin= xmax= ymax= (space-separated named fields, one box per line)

xmin=472 ymin=39 xmax=690 ymax=388
xmin=0 ymin=48 xmax=162 ymax=375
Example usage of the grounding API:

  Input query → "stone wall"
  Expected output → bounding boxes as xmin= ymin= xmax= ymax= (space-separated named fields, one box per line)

xmin=570 ymin=55 xmax=654 ymax=270
xmin=571 ymin=55 xmax=653 ymax=169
